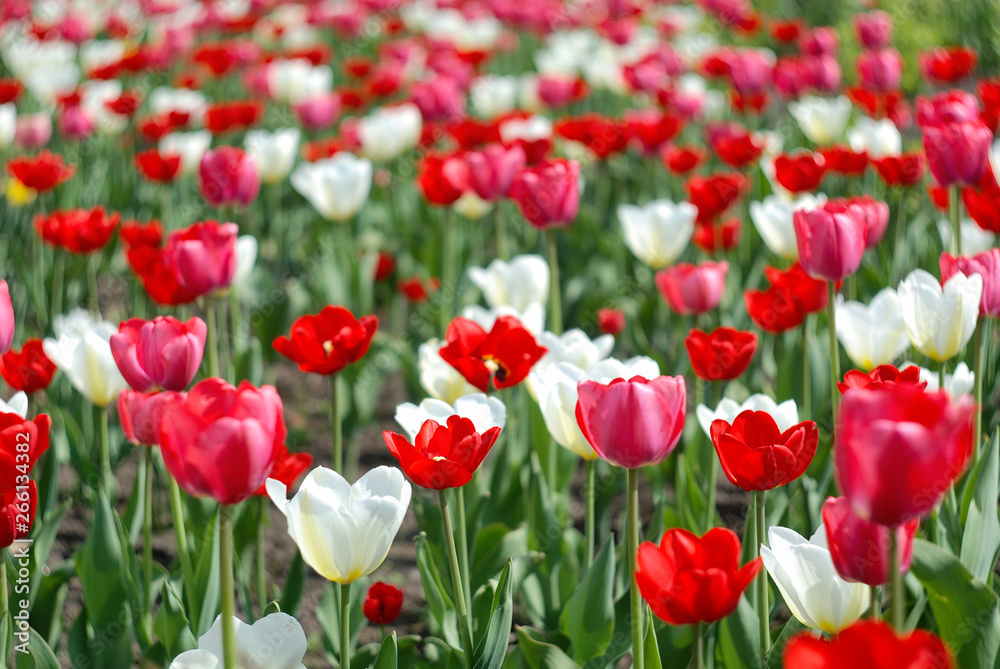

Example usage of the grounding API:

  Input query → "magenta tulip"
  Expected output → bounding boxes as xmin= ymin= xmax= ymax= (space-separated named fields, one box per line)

xmin=822 ymin=496 xmax=919 ymax=586
xmin=0 ymin=280 xmax=13 ymax=354
xmin=655 ymin=260 xmax=729 ymax=315
xmin=199 ymin=146 xmax=261 ymax=207
xmin=850 ymin=196 xmax=891 ymax=249
xmin=836 ymin=385 xmax=975 ymax=526
xmin=922 ymin=121 xmax=993 ymax=187
xmin=118 ymin=390 xmax=184 ymax=446
xmin=916 ymin=90 xmax=981 ymax=128
xmin=854 ymin=11 xmax=893 ymax=48
xmin=940 ymin=249 xmax=1000 ymax=318
xmin=857 ymin=49 xmax=903 ymax=92
xmin=110 ymin=316 xmax=207 ymax=392
xmin=575 ymin=375 xmax=686 ymax=469
xmin=14 ymin=113 xmax=52 ymax=149
xmin=164 ymin=221 xmax=239 ymax=297
xmin=465 ymin=144 xmax=526 ymax=201
xmin=293 ymin=93 xmax=341 ymax=131
xmin=509 ymin=158 xmax=581 ymax=229
xmin=160 ymin=378 xmax=286 ymax=505
xmin=793 ymin=201 xmax=867 ymax=281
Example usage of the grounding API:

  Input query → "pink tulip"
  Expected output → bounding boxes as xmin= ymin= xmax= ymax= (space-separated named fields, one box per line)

xmin=848 ymin=196 xmax=891 ymax=249
xmin=655 ymin=261 xmax=729 ymax=315
xmin=509 ymin=158 xmax=581 ymax=229
xmin=160 ymin=378 xmax=286 ymax=505
xmin=536 ymin=75 xmax=583 ymax=108
xmin=411 ymin=76 xmax=466 ymax=123
xmin=576 ymin=375 xmax=686 ymax=469
xmin=773 ymin=58 xmax=810 ymax=99
xmin=15 ymin=113 xmax=52 ymax=149
xmin=293 ymin=93 xmax=341 ymax=131
xmin=110 ymin=316 xmax=207 ymax=392
xmin=916 ymin=90 xmax=980 ymax=127
xmin=793 ymin=201 xmax=867 ymax=281
xmin=837 ymin=385 xmax=975 ymax=526
xmin=803 ymin=54 xmax=842 ymax=93
xmin=854 ymin=11 xmax=893 ymax=49
xmin=857 ymin=49 xmax=903 ymax=92
xmin=198 ymin=146 xmax=261 ymax=207
xmin=464 ymin=144 xmax=526 ymax=201
xmin=58 ymin=106 xmax=94 ymax=141
xmin=922 ymin=121 xmax=993 ymax=187
xmin=164 ymin=221 xmax=238 ymax=297
xmin=798 ymin=27 xmax=839 ymax=56
xmin=728 ymin=50 xmax=774 ymax=95
xmin=0 ymin=280 xmax=13 ymax=354
xmin=940 ymin=249 xmax=1000 ymax=317
xmin=822 ymin=496 xmax=918 ymax=586
xmin=118 ymin=390 xmax=184 ymax=446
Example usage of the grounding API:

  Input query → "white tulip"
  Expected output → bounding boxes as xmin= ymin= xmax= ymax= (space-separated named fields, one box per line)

xmin=902 ymin=361 xmax=975 ymax=398
xmin=245 ymin=128 xmax=300 ymax=185
xmin=499 ymin=115 xmax=552 ymax=144
xmin=395 ymin=393 xmax=506 ymax=441
xmin=788 ymin=95 xmax=853 ymax=146
xmin=0 ymin=104 xmax=16 ymax=150
xmin=418 ymin=340 xmax=478 ymax=403
xmin=43 ymin=310 xmax=127 ymax=407
xmin=233 ymin=235 xmax=258 ymax=289
xmin=937 ymin=218 xmax=997 ymax=257
xmin=696 ymin=395 xmax=798 ymax=438
xmin=470 ymin=75 xmax=520 ymax=118
xmin=835 ymin=290 xmax=911 ymax=371
xmin=991 ymin=139 xmax=1000 ymax=184
xmin=267 ymin=58 xmax=333 ymax=104
xmin=290 ymin=153 xmax=372 ymax=222
xmin=0 ymin=391 xmax=27 ymax=418
xmin=461 ymin=304 xmax=546 ymax=335
xmin=160 ymin=131 xmax=212 ymax=175
xmin=617 ymin=200 xmax=696 ymax=269
xmin=847 ymin=116 xmax=901 ymax=158
xmin=358 ymin=104 xmax=423 ymax=162
xmin=149 ymin=87 xmax=207 ymax=124
xmin=527 ymin=328 xmax=615 ymax=399
xmin=467 ymin=254 xmax=549 ymax=314
xmin=453 ymin=191 xmax=493 ymax=220
xmin=750 ymin=193 xmax=827 ymax=260
xmin=267 ymin=466 xmax=411 ymax=585
xmin=80 ymin=80 xmax=127 ymax=134
xmin=168 ymin=613 xmax=307 ymax=669
xmin=761 ymin=526 xmax=869 ymax=635
xmin=898 ymin=269 xmax=982 ymax=362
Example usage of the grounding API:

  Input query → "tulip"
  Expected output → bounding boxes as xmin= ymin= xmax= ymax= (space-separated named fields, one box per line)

xmin=412 ymin=76 xmax=466 ymax=122
xmin=746 ymin=263 xmax=830 ymax=333
xmin=273 ymin=306 xmax=377 ymax=376
xmin=0 ymin=104 xmax=16 ymax=149
xmin=920 ymin=46 xmax=977 ymax=83
xmin=253 ymin=445 xmax=313 ymax=497
xmin=118 ymin=390 xmax=183 ymax=446
xmin=160 ymin=378 xmax=286 ymax=505
xmin=439 ymin=316 xmax=547 ymax=392
xmin=710 ymin=410 xmax=818 ymax=491
xmin=110 ymin=316 xmax=206 ymax=392
xmin=267 ymin=59 xmax=333 ymax=105
xmin=363 ymin=582 xmax=404 ymax=625
xmin=7 ymin=151 xmax=75 ymax=192
xmin=43 ymin=310 xmax=127 ymax=407
xmin=783 ymin=621 xmax=954 ymax=668
xmin=788 ymin=95 xmax=852 ymax=145
xmin=617 ymin=200 xmax=696 ymax=269
xmin=750 ymin=193 xmax=826 ymax=261
xmin=290 ymin=153 xmax=373 ymax=222
xmin=857 ymin=49 xmax=904 ymax=92
xmin=822 ymin=497 xmax=919 ymax=587
xmin=244 ymin=128 xmax=300 ymax=185
xmin=293 ymin=92 xmax=341 ymax=131
xmin=923 ymin=121 xmax=993 ymax=188
xmin=940 ymin=250 xmax=1000 ymax=318
xmin=696 ymin=394 xmax=799 ymax=439
xmin=917 ymin=91 xmax=981 ymax=128
xmin=509 ymin=158 xmax=581 ymax=229
xmin=834 ymin=289 xmax=911 ymax=371
xmin=168 ymin=613 xmax=308 ymax=669
xmin=199 ymin=146 xmax=260 ymax=207
xmin=837 ymin=384 xmax=975 ymax=526
xmin=0 ymin=280 xmax=12 ymax=354
xmin=35 ymin=207 xmax=120 ymax=255
xmin=848 ymin=117 xmax=901 ymax=159
xmin=838 ymin=364 xmax=927 ymax=393
xmin=528 ymin=329 xmax=615 ymax=388
xmin=0 ymin=391 xmax=26 ymax=418
xmin=903 ymin=362 xmax=975 ymax=398
xmin=164 ymin=221 xmax=239 ymax=299
xmin=470 ymin=74 xmax=520 ymax=118
xmin=794 ymin=201 xmax=867 ymax=282
xmin=0 ymin=339 xmax=57 ymax=394
xmin=761 ymin=526 xmax=869 ymax=633
xmin=149 ymin=87 xmax=207 ymax=123
xmin=937 ymin=217 xmax=996 ymax=256
xmin=384 ymin=416 xmax=501 ymax=489
xmin=394 ymin=393 xmax=506 ymax=442
xmin=464 ymin=144 xmax=525 ymax=201
xmin=14 ymin=113 xmax=52 ymax=150
xmin=467 ymin=254 xmax=549 ymax=316
xmin=854 ymin=10 xmax=893 ymax=48
xmin=135 ymin=149 xmax=181 ymax=183
xmin=655 ymin=261 xmax=729 ymax=315
xmin=597 ymin=308 xmax=625 ymax=336
xmin=358 ymin=104 xmax=423 ymax=162
xmin=160 ymin=131 xmax=212 ymax=175
xmin=685 ymin=327 xmax=757 ymax=381
xmin=686 ymin=173 xmax=747 ymax=223
xmin=897 ymin=269 xmax=982 ymax=362
xmin=0 ymin=411 xmax=51 ymax=479
xmin=267 ymin=465 xmax=411 ymax=584
xmin=418 ymin=340 xmax=478 ymax=403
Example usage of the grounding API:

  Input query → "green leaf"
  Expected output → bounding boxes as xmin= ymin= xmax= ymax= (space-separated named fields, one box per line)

xmin=643 ymin=615 xmax=661 ymax=669
xmin=373 ymin=631 xmax=399 ymax=669
xmin=513 ymin=627 xmax=580 ymax=669
xmin=13 ymin=627 xmax=60 ymax=669
xmin=471 ymin=524 xmax=528 ymax=594
xmin=910 ymin=538 xmax=1000 ymax=668
xmin=717 ymin=596 xmax=762 ymax=669
xmin=28 ymin=561 xmax=74 ymax=647
xmin=193 ymin=507 xmax=221 ymax=636
xmin=473 ymin=560 xmax=514 ymax=669
xmin=559 ymin=537 xmax=615 ymax=664
xmin=416 ymin=533 xmax=461 ymax=649
xmin=961 ymin=431 xmax=1000 ymax=583
xmin=281 ymin=550 xmax=307 ymax=616
xmin=765 ymin=618 xmax=807 ymax=669
xmin=154 ymin=576 xmax=197 ymax=659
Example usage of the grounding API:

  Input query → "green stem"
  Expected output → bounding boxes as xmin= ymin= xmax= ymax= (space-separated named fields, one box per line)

xmin=168 ymin=475 xmax=199 ymax=627
xmin=441 ymin=209 xmax=457 ymax=335
xmin=143 ymin=448 xmax=154 ymax=621
xmin=51 ymin=252 xmax=65 ymax=322
xmin=802 ymin=318 xmax=811 ymax=420
xmin=892 ymin=189 xmax=908 ymax=284
xmin=889 ymin=529 xmax=904 ymax=631
xmin=827 ymin=282 xmax=840 ymax=437
xmin=585 ymin=459 xmax=596 ymax=570
xmin=438 ymin=490 xmax=474 ymax=669
xmin=454 ymin=486 xmax=473 ymax=619
xmin=694 ymin=621 xmax=704 ymax=669
xmin=546 ymin=230 xmax=563 ymax=335
xmin=973 ymin=319 xmax=986 ymax=464
xmin=495 ymin=205 xmax=509 ymax=261
xmin=548 ymin=436 xmax=558 ymax=496
xmin=219 ymin=505 xmax=237 ymax=669
xmin=938 ymin=360 xmax=946 ymax=396
xmin=628 ymin=468 xmax=644 ymax=669
xmin=754 ymin=490 xmax=770 ymax=657
xmin=340 ymin=582 xmax=351 ymax=669
xmin=87 ymin=254 xmax=100 ymax=313
xmin=949 ymin=185 xmax=961 ymax=256
xmin=218 ymin=298 xmax=232 ymax=382
xmin=229 ymin=287 xmax=241 ymax=369
xmin=706 ymin=454 xmax=719 ymax=533
xmin=257 ymin=498 xmax=268 ymax=617
xmin=205 ymin=298 xmax=220 ymax=378
xmin=97 ymin=404 xmax=114 ymax=497
xmin=331 ymin=374 xmax=342 ymax=473
xmin=870 ymin=585 xmax=880 ymax=620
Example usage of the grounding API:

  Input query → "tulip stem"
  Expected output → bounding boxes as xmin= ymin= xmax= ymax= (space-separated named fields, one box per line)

xmin=454 ymin=486 xmax=473 ymax=619
xmin=693 ymin=622 xmax=704 ymax=669
xmin=938 ymin=360 xmax=946 ymax=396
xmin=440 ymin=209 xmax=457 ymax=335
xmin=754 ymin=490 xmax=770 ymax=656
xmin=827 ymin=282 xmax=840 ymax=436
xmin=219 ymin=505 xmax=237 ymax=669
xmin=585 ymin=458 xmax=596 ymax=570
xmin=495 ymin=205 xmax=509 ymax=261
xmin=96 ymin=404 xmax=113 ymax=497
xmin=143 ymin=448 xmax=154 ymax=622
xmin=340 ymin=582 xmax=351 ymax=669
xmin=889 ymin=529 xmax=904 ymax=632
xmin=892 ymin=189 xmax=908 ymax=284
xmin=802 ymin=318 xmax=811 ymax=420
xmin=627 ymin=468 xmax=644 ymax=669
xmin=51 ymin=251 xmax=65 ymax=324
xmin=331 ymin=374 xmax=343 ymax=473
xmin=87 ymin=255 xmax=100 ymax=313
xmin=546 ymin=230 xmax=563 ymax=335
xmin=168 ymin=475 xmax=199 ymax=627
xmin=256 ymin=497 xmax=269 ymax=617
xmin=439 ymin=490 xmax=474 ymax=668
xmin=949 ymin=185 xmax=961 ymax=256
xmin=206 ymin=298 xmax=220 ymax=378
xmin=974 ymin=319 xmax=986 ymax=464
xmin=870 ymin=585 xmax=880 ymax=620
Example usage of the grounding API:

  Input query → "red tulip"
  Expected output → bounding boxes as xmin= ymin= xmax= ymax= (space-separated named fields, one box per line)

xmin=844 ymin=195 xmax=890 ymax=249
xmin=0 ymin=340 xmax=56 ymax=394
xmin=712 ymin=130 xmax=765 ymax=169
xmin=784 ymin=620 xmax=954 ymax=668
xmin=110 ymin=316 xmax=207 ymax=392
xmin=745 ymin=263 xmax=830 ymax=333
xmin=623 ymin=109 xmax=681 ymax=154
xmin=252 ymin=444 xmax=313 ymax=496
xmin=793 ymin=201 xmax=867 ymax=281
xmin=384 ymin=415 xmax=501 ymax=489
xmin=837 ymin=385 xmax=975 ymax=526
xmin=125 ymin=244 xmax=199 ymax=307
xmin=922 ymin=121 xmax=992 ymax=188
xmin=8 ymin=152 xmax=75 ymax=192
xmin=397 ymin=277 xmax=439 ymax=302
xmin=199 ymin=146 xmax=261 ymax=207
xmin=919 ymin=46 xmax=976 ymax=84
xmin=838 ymin=364 xmax=927 ymax=393
xmin=692 ymin=218 xmax=741 ymax=254
xmin=962 ymin=183 xmax=1000 ymax=233
xmin=135 ymin=149 xmax=181 ymax=183
xmin=118 ymin=390 xmax=184 ymax=446
xmin=655 ymin=261 xmax=729 ymax=315
xmin=0 ymin=480 xmax=36 ymax=549
xmin=685 ymin=327 xmax=757 ymax=381
xmin=159 ymin=378 xmax=286 ymax=505
xmin=204 ymin=100 xmax=263 ymax=134
xmin=819 ymin=146 xmax=868 ymax=177
xmin=774 ymin=152 xmax=827 ymax=193
xmin=554 ymin=115 xmax=629 ymax=160
xmin=597 ymin=308 xmax=625 ymax=336
xmin=0 ymin=79 xmax=22 ymax=105
xmin=417 ymin=153 xmax=469 ymax=206
xmin=822 ymin=497 xmax=919 ymax=586
xmin=661 ymin=145 xmax=704 ymax=174
xmin=363 ymin=582 xmax=404 ymax=625
xmin=273 ymin=306 xmax=378 ymax=376
xmin=711 ymin=410 xmax=818 ymax=491
xmin=164 ymin=221 xmax=238 ymax=298
xmin=35 ymin=207 xmax=120 ymax=254
xmin=509 ymin=158 xmax=581 ymax=229
xmin=464 ymin=144 xmax=525 ymax=201
xmin=439 ymin=316 xmax=546 ymax=392
xmin=412 ymin=76 xmax=465 ymax=122
xmin=0 ymin=412 xmax=51 ymax=491
xmin=576 ymin=375 xmax=686 ymax=469
xmin=978 ymin=78 xmax=1000 ymax=132
xmin=0 ymin=280 xmax=12 ymax=355
xmin=873 ymin=154 xmax=924 ymax=186
xmin=686 ymin=173 xmax=747 ymax=223
xmin=637 ymin=527 xmax=760 ymax=625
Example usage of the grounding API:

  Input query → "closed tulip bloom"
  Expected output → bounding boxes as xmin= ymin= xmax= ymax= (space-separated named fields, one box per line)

xmin=854 ymin=11 xmax=893 ymax=48
xmin=363 ymin=582 xmax=404 ymax=626
xmin=110 ymin=316 xmax=206 ymax=392
xmin=199 ymin=146 xmax=260 ymax=207
xmin=358 ymin=104 xmax=423 ymax=162
xmin=467 ymin=254 xmax=549 ymax=315
xmin=164 ymin=221 xmax=239 ymax=298
xmin=835 ymin=290 xmax=911 ymax=371
xmin=43 ymin=310 xmax=128 ymax=407
xmin=617 ymin=200 xmax=696 ymax=269
xmin=711 ymin=410 xmax=818 ymax=491
xmin=418 ymin=340 xmax=478 ymax=403
xmin=922 ymin=121 xmax=993 ymax=187
xmin=940 ymin=249 xmax=1000 ymax=317
xmin=783 ymin=620 xmax=954 ymax=669
xmin=160 ymin=131 xmax=212 ymax=175
xmin=0 ymin=391 xmax=26 ymax=418
xmin=576 ymin=375 xmax=686 ymax=469
xmin=394 ymin=393 xmax=506 ymax=442
xmin=685 ymin=327 xmax=757 ymax=381
xmin=384 ymin=415 xmax=501 ymax=489
xmin=273 ymin=306 xmax=377 ymax=375
xmin=267 ymin=466 xmax=411 ymax=584
xmin=509 ymin=158 xmax=581 ymax=229
xmin=0 ymin=280 xmax=12 ymax=354
xmin=168 ymin=613 xmax=307 ymax=669
xmin=290 ymin=153 xmax=373 ymax=222
xmin=837 ymin=385 xmax=975 ymax=525
xmin=439 ymin=315 xmax=547 ymax=392
xmin=848 ymin=117 xmax=902 ymax=159
xmin=750 ymin=193 xmax=827 ymax=261
xmin=897 ymin=269 xmax=982 ymax=362
xmin=637 ymin=527 xmax=761 ymax=625
xmin=0 ymin=340 xmax=57 ymax=394
xmin=793 ymin=201 xmax=867 ymax=281
xmin=118 ymin=390 xmax=183 ymax=446
xmin=245 ymin=128 xmax=300 ymax=185
xmin=161 ymin=378 xmax=286 ymax=505
xmin=822 ymin=496 xmax=919 ymax=586
xmin=464 ymin=144 xmax=526 ymax=201
xmin=774 ymin=152 xmax=827 ymax=193
xmin=655 ymin=260 xmax=728 ymax=315
xmin=761 ymin=526 xmax=869 ymax=634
